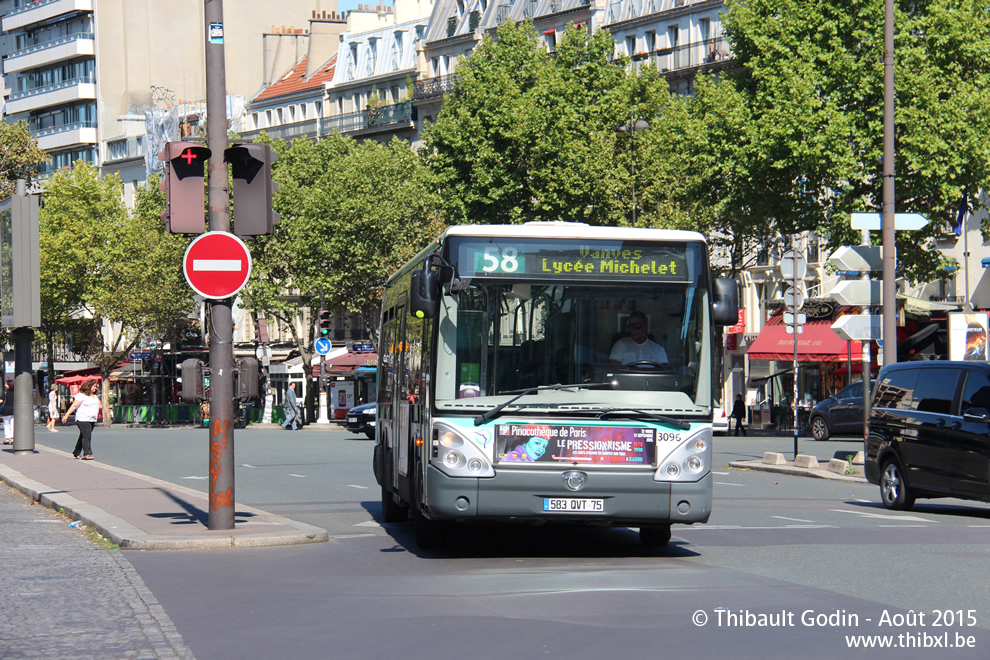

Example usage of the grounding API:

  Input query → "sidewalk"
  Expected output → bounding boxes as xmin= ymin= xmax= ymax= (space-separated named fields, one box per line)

xmin=728 ymin=449 xmax=868 ymax=483
xmin=0 ymin=444 xmax=328 ymax=551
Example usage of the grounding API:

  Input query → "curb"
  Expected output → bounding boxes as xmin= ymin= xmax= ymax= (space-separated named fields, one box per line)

xmin=0 ymin=453 xmax=329 ymax=551
xmin=728 ymin=459 xmax=869 ymax=483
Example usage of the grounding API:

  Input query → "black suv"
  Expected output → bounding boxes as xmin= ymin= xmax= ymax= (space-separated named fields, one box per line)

xmin=865 ymin=361 xmax=990 ymax=510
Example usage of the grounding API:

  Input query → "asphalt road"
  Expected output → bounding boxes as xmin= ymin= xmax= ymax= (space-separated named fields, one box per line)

xmin=34 ymin=426 xmax=990 ymax=659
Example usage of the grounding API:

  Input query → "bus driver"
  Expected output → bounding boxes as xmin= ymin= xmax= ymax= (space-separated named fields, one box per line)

xmin=609 ymin=311 xmax=669 ymax=366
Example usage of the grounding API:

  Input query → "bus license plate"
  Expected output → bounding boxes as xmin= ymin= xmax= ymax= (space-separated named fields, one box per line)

xmin=543 ymin=498 xmax=604 ymax=513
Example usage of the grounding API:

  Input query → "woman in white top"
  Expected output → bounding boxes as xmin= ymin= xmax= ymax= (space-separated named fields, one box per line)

xmin=63 ymin=379 xmax=102 ymax=460
xmin=46 ymin=384 xmax=59 ymax=432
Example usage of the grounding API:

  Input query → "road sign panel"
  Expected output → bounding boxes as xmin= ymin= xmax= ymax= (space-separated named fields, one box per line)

xmin=830 ymin=280 xmax=882 ymax=306
xmin=785 ymin=325 xmax=804 ymax=334
xmin=783 ymin=312 xmax=807 ymax=325
xmin=831 ymin=314 xmax=883 ymax=341
xmin=779 ymin=250 xmax=808 ymax=280
xmin=783 ymin=287 xmax=805 ymax=311
xmin=850 ymin=213 xmax=928 ymax=231
xmin=315 ymin=338 xmax=332 ymax=355
xmin=828 ymin=245 xmax=883 ymax=272
xmin=182 ymin=231 xmax=252 ymax=299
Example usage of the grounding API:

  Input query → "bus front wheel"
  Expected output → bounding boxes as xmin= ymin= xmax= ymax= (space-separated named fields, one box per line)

xmin=639 ymin=525 xmax=671 ymax=547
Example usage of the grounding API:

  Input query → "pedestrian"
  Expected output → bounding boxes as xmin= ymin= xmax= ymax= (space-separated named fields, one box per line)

xmin=282 ymin=382 xmax=300 ymax=431
xmin=732 ymin=393 xmax=747 ymax=437
xmin=62 ymin=379 xmax=102 ymax=460
xmin=1 ymin=380 xmax=14 ymax=444
xmin=46 ymin=384 xmax=60 ymax=433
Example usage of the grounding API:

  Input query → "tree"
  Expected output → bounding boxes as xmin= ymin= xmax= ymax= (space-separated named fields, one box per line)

xmin=40 ymin=164 xmax=196 ymax=419
xmin=423 ymin=22 xmax=634 ymax=225
xmin=0 ymin=121 xmax=49 ymax=199
xmin=240 ymin=133 xmax=442 ymax=380
xmin=696 ymin=0 xmax=990 ymax=282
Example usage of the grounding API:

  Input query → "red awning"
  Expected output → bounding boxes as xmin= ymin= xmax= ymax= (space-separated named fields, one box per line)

xmin=55 ymin=374 xmax=103 ymax=385
xmin=747 ymin=315 xmax=865 ymax=362
xmin=312 ymin=352 xmax=378 ymax=376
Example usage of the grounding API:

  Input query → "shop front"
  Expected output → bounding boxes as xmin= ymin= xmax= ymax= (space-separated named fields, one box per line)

xmin=314 ymin=349 xmax=377 ymax=419
xmin=746 ymin=302 xmax=876 ymax=431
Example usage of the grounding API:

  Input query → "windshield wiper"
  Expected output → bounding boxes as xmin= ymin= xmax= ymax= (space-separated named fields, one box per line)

xmin=473 ymin=382 xmax=611 ymax=426
xmin=597 ymin=408 xmax=691 ymax=430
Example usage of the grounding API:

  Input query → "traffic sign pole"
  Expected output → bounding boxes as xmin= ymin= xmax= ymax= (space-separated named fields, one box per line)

xmin=205 ymin=0 xmax=235 ymax=531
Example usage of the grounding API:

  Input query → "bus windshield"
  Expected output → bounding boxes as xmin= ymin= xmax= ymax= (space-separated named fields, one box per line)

xmin=434 ymin=241 xmax=714 ymax=416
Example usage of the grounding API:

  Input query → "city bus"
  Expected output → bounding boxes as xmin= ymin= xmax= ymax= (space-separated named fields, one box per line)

xmin=372 ymin=223 xmax=738 ymax=547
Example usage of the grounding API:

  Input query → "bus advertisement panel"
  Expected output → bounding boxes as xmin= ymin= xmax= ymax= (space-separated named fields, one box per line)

xmin=497 ymin=424 xmax=655 ymax=465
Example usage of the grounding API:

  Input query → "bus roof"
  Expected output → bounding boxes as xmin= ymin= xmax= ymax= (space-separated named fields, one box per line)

xmin=441 ymin=222 xmax=707 ymax=243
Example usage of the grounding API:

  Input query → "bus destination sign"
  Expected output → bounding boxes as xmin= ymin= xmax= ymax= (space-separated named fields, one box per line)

xmin=496 ymin=424 xmax=656 ymax=466
xmin=455 ymin=239 xmax=690 ymax=281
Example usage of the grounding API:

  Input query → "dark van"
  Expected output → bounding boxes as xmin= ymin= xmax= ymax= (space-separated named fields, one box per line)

xmin=865 ymin=361 xmax=990 ymax=510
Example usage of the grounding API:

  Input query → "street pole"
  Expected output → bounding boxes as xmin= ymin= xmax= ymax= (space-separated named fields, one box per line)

xmin=11 ymin=327 xmax=34 ymax=455
xmin=881 ymin=0 xmax=897 ymax=366
xmin=792 ymin=239 xmax=799 ymax=460
xmin=205 ymin=0 xmax=234 ymax=530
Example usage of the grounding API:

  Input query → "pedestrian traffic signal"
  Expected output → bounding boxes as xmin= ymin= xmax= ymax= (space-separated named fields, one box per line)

xmin=224 ymin=143 xmax=280 ymax=236
xmin=159 ymin=142 xmax=211 ymax=234
xmin=180 ymin=358 xmax=206 ymax=404
xmin=317 ymin=309 xmax=332 ymax=338
xmin=253 ymin=315 xmax=269 ymax=344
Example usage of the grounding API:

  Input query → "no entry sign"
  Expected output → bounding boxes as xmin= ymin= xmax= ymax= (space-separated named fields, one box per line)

xmin=183 ymin=231 xmax=253 ymax=299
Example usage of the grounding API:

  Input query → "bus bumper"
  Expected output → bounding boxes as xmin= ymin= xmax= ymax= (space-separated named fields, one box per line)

xmin=424 ymin=465 xmax=712 ymax=525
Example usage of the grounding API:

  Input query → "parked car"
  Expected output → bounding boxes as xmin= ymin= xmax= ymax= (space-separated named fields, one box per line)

xmin=809 ymin=380 xmax=864 ymax=441
xmin=865 ymin=361 xmax=990 ymax=511
xmin=713 ymin=408 xmax=729 ymax=435
xmin=343 ymin=402 xmax=376 ymax=439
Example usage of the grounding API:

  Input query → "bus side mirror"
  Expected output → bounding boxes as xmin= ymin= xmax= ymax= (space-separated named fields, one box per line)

xmin=712 ymin=277 xmax=739 ymax=326
xmin=410 ymin=268 xmax=439 ymax=319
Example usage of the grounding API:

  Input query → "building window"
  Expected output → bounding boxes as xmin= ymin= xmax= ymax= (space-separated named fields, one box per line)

xmin=645 ymin=30 xmax=656 ymax=53
xmin=626 ymin=35 xmax=636 ymax=57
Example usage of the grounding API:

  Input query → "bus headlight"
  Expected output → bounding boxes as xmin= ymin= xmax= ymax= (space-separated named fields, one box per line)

xmin=432 ymin=424 xmax=495 ymax=478
xmin=654 ymin=428 xmax=712 ymax=483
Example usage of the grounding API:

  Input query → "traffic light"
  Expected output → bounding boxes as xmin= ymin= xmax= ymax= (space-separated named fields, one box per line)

xmin=224 ymin=143 xmax=280 ymax=236
xmin=235 ymin=357 xmax=261 ymax=403
xmin=180 ymin=358 xmax=205 ymax=404
xmin=253 ymin=315 xmax=269 ymax=344
xmin=159 ymin=142 xmax=211 ymax=234
xmin=317 ymin=309 xmax=332 ymax=338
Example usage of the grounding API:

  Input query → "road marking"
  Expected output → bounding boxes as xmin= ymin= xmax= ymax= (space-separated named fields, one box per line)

xmin=712 ymin=471 xmax=730 ymax=475
xmin=347 ymin=484 xmax=369 ymax=489
xmin=715 ymin=481 xmax=745 ymax=487
xmin=193 ymin=259 xmax=242 ymax=271
xmin=288 ymin=473 xmax=306 ymax=478
xmin=354 ymin=521 xmax=381 ymax=528
xmin=772 ymin=515 xmax=814 ymax=523
xmin=878 ymin=524 xmax=928 ymax=528
xmin=968 ymin=525 xmax=990 ymax=528
xmin=240 ymin=464 xmax=256 ymax=468
xmin=830 ymin=508 xmax=938 ymax=523
xmin=181 ymin=476 xmax=207 ymax=480
xmin=690 ymin=525 xmax=835 ymax=530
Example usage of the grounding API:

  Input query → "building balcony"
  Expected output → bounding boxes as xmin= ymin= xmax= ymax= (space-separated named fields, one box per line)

xmin=648 ymin=37 xmax=732 ymax=74
xmin=239 ymin=118 xmax=320 ymax=143
xmin=4 ymin=31 xmax=95 ymax=74
xmin=6 ymin=76 xmax=95 ymax=114
xmin=413 ymin=74 xmax=460 ymax=102
xmin=321 ymin=101 xmax=416 ymax=136
xmin=2 ymin=0 xmax=93 ymax=32
xmin=32 ymin=120 xmax=97 ymax=151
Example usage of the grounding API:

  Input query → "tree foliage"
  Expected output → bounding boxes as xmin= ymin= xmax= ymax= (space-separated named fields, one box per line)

xmin=0 ymin=121 xmax=49 ymax=199
xmin=699 ymin=0 xmax=990 ymax=281
xmin=241 ymin=133 xmax=442 ymax=369
xmin=40 ymin=163 xmax=195 ymax=414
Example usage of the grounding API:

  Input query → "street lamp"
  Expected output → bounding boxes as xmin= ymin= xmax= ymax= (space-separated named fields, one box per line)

xmin=617 ymin=115 xmax=650 ymax=225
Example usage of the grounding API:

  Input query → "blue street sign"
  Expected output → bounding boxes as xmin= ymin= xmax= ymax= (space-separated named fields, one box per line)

xmin=315 ymin=338 xmax=332 ymax=355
